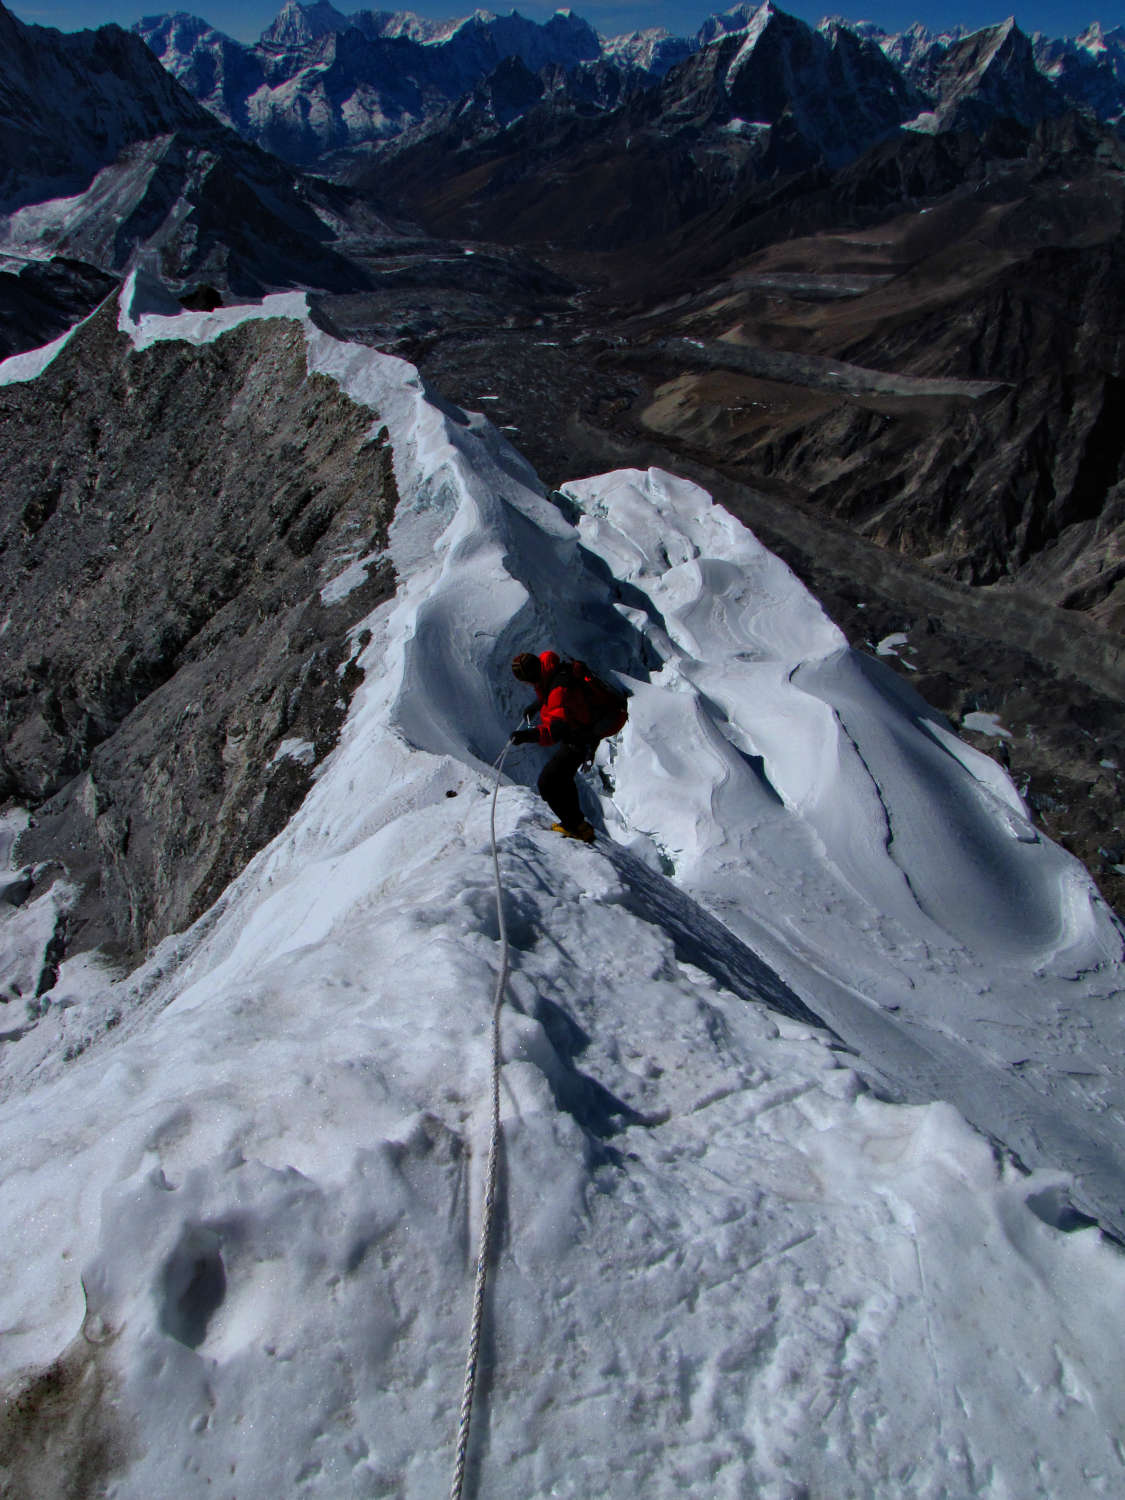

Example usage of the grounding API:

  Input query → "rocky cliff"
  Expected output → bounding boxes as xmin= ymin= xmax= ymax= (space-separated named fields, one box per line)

xmin=0 ymin=292 xmax=397 ymax=965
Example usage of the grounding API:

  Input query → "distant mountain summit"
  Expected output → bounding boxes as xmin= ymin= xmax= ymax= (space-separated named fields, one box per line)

xmin=831 ymin=12 xmax=1125 ymax=130
xmin=259 ymin=0 xmax=356 ymax=46
xmin=135 ymin=12 xmax=266 ymax=134
xmin=1034 ymin=20 xmax=1125 ymax=127
xmin=900 ymin=17 xmax=1066 ymax=133
xmin=696 ymin=1 xmax=763 ymax=46
xmin=361 ymin=2 xmax=927 ymax=251
xmin=819 ymin=16 xmax=968 ymax=70
xmin=694 ymin=5 xmax=920 ymax=168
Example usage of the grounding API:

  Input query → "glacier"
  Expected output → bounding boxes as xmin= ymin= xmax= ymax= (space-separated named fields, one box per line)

xmin=0 ymin=274 xmax=1123 ymax=1497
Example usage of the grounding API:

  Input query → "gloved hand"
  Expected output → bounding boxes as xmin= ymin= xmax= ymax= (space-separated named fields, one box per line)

xmin=511 ymin=727 xmax=539 ymax=745
xmin=523 ymin=699 xmax=540 ymax=722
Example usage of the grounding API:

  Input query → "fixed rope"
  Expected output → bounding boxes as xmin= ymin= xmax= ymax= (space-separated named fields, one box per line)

xmin=449 ymin=736 xmax=513 ymax=1500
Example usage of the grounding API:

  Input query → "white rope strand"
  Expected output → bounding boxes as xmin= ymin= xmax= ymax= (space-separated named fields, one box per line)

xmin=449 ymin=738 xmax=513 ymax=1500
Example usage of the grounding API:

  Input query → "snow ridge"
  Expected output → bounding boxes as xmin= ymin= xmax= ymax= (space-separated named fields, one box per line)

xmin=1 ymin=278 xmax=1124 ymax=1497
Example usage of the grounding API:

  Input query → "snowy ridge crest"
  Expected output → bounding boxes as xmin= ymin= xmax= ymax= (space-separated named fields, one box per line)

xmin=1 ymin=277 xmax=1124 ymax=1497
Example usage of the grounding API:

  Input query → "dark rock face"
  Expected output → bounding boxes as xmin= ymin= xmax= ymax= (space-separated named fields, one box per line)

xmin=0 ymin=258 xmax=118 ymax=361
xmin=907 ymin=19 xmax=1066 ymax=133
xmin=0 ymin=301 xmax=397 ymax=960
xmin=0 ymin=2 xmax=217 ymax=212
xmin=0 ymin=1332 xmax=126 ymax=1500
xmin=19 ymin=134 xmax=378 ymax=297
xmin=709 ymin=11 xmax=920 ymax=167
xmin=448 ymin=53 xmax=640 ymax=134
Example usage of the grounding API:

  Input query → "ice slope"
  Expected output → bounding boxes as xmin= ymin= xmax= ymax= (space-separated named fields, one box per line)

xmin=565 ymin=469 xmax=1125 ymax=1228
xmin=1 ymin=276 xmax=1124 ymax=1497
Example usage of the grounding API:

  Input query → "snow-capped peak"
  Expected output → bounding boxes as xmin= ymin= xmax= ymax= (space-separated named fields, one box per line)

xmin=729 ymin=0 xmax=774 ymax=61
xmin=259 ymin=0 xmax=352 ymax=47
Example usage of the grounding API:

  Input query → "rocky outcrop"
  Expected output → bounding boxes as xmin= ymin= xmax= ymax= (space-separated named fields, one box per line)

xmin=0 ymin=299 xmax=397 ymax=961
xmin=0 ymin=1 xmax=211 ymax=212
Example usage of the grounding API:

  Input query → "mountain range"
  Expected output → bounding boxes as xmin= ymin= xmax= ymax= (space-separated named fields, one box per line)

xmin=135 ymin=3 xmax=1125 ymax=165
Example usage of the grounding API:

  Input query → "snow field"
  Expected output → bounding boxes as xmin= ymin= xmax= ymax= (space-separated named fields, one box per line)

xmin=8 ymin=787 xmax=1125 ymax=1497
xmin=0 ymin=276 xmax=1124 ymax=1496
xmin=563 ymin=467 xmax=1125 ymax=1232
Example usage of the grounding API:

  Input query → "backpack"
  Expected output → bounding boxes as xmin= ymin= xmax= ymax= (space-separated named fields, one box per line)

xmin=563 ymin=660 xmax=629 ymax=736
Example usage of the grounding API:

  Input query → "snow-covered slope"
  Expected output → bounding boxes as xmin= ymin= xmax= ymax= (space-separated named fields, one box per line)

xmin=1 ymin=278 xmax=1124 ymax=1496
xmin=0 ymin=0 xmax=387 ymax=299
xmin=136 ymin=11 xmax=267 ymax=133
xmin=0 ymin=0 xmax=214 ymax=213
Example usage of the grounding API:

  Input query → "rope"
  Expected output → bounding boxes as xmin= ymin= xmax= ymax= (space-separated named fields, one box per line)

xmin=449 ymin=737 xmax=513 ymax=1500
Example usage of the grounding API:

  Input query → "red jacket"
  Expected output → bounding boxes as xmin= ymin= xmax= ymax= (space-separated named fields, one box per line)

xmin=531 ymin=651 xmax=598 ymax=747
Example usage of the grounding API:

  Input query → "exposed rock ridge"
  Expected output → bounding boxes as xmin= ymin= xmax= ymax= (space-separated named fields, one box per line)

xmin=0 ymin=299 xmax=398 ymax=960
xmin=905 ymin=19 xmax=1066 ymax=133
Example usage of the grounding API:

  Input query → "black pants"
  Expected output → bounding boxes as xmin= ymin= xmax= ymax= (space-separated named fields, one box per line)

xmin=538 ymin=744 xmax=587 ymax=830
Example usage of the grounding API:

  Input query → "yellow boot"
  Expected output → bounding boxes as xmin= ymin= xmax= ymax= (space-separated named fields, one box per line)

xmin=551 ymin=820 xmax=595 ymax=843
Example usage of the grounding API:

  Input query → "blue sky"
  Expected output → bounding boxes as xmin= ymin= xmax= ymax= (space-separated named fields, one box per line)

xmin=9 ymin=0 xmax=1109 ymax=43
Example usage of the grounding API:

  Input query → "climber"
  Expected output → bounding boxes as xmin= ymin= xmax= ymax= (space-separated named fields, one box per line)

xmin=509 ymin=650 xmax=628 ymax=842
